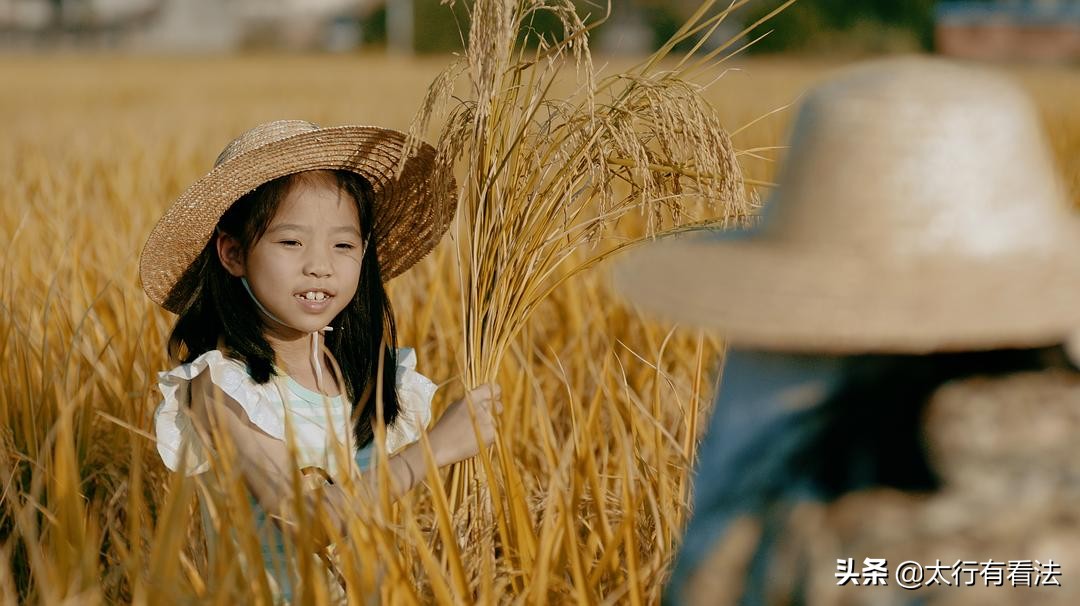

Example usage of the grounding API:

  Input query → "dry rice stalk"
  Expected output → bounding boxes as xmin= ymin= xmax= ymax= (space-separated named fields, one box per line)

xmin=403 ymin=0 xmax=753 ymax=580
xmin=409 ymin=0 xmax=751 ymax=388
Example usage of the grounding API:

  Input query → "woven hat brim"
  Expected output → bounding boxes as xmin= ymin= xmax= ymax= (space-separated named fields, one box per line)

xmin=140 ymin=125 xmax=454 ymax=312
xmin=614 ymin=230 xmax=1080 ymax=354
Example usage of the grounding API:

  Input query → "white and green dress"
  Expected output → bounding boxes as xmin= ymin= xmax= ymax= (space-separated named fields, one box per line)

xmin=152 ymin=347 xmax=436 ymax=602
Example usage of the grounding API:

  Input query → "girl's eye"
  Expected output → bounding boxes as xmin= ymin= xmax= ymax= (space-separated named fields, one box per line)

xmin=336 ymin=243 xmax=357 ymax=250
xmin=278 ymin=240 xmax=301 ymax=247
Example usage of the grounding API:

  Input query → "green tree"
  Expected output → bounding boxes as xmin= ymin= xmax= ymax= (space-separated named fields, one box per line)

xmin=738 ymin=0 xmax=937 ymax=53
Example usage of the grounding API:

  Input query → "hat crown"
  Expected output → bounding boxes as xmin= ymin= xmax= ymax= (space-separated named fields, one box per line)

xmin=214 ymin=119 xmax=321 ymax=167
xmin=763 ymin=58 xmax=1069 ymax=261
xmin=613 ymin=57 xmax=1080 ymax=352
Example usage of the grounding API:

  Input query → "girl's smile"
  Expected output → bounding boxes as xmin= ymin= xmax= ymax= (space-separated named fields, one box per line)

xmin=294 ymin=288 xmax=336 ymax=311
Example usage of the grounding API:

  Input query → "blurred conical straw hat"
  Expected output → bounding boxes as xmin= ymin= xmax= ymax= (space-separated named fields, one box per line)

xmin=614 ymin=57 xmax=1080 ymax=353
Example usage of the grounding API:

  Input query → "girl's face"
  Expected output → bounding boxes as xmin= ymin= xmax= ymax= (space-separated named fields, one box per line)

xmin=220 ymin=171 xmax=364 ymax=336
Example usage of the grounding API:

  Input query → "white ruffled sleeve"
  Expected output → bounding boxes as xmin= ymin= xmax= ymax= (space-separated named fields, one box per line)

xmin=156 ymin=347 xmax=436 ymax=474
xmin=154 ymin=350 xmax=287 ymax=475
xmin=385 ymin=347 xmax=437 ymax=454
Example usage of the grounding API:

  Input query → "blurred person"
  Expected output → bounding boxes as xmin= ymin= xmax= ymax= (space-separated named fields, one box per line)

xmin=140 ymin=120 xmax=502 ymax=602
xmin=614 ymin=57 xmax=1080 ymax=605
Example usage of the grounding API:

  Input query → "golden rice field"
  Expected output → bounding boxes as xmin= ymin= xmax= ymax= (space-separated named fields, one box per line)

xmin=2 ymin=52 xmax=1080 ymax=604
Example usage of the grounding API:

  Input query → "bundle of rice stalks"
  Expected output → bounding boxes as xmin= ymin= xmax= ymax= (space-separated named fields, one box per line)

xmin=410 ymin=0 xmax=774 ymax=387
xmin=402 ymin=0 xmax=784 ymax=576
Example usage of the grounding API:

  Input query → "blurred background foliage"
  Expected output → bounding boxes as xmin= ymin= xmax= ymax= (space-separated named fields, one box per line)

xmin=363 ymin=0 xmax=938 ymax=55
xmin=735 ymin=0 xmax=938 ymax=53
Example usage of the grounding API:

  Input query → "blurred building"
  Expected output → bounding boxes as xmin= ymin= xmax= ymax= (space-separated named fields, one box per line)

xmin=936 ymin=0 xmax=1080 ymax=61
xmin=0 ymin=0 xmax=383 ymax=51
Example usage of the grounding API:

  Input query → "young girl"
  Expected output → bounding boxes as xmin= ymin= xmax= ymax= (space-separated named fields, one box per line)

xmin=140 ymin=120 xmax=501 ymax=600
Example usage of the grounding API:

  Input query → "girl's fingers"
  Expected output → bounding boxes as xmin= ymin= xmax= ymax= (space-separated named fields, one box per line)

xmin=483 ymin=396 xmax=502 ymax=414
xmin=475 ymin=384 xmax=500 ymax=397
xmin=467 ymin=383 xmax=501 ymax=401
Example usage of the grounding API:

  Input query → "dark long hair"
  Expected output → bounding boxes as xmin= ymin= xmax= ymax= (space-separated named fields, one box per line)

xmin=164 ymin=170 xmax=400 ymax=448
xmin=804 ymin=345 xmax=1076 ymax=498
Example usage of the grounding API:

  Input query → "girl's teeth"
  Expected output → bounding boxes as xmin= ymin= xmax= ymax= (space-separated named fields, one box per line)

xmin=299 ymin=292 xmax=328 ymax=301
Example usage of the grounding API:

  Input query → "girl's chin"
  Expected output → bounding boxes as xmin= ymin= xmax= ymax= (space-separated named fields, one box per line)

xmin=265 ymin=320 xmax=334 ymax=339
xmin=260 ymin=304 xmax=342 ymax=335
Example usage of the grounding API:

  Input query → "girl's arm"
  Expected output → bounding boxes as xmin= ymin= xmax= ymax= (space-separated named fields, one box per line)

xmin=372 ymin=382 xmax=503 ymax=496
xmin=188 ymin=371 xmax=501 ymax=546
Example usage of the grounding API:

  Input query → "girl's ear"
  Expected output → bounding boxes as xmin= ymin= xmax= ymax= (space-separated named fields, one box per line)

xmin=216 ymin=232 xmax=246 ymax=277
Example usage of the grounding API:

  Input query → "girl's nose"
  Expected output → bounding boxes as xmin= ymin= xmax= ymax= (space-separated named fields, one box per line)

xmin=302 ymin=248 xmax=334 ymax=278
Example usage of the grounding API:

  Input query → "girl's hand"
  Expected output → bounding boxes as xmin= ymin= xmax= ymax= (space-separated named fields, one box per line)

xmin=428 ymin=383 xmax=503 ymax=467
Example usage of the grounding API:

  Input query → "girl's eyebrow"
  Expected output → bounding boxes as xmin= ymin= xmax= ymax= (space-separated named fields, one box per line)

xmin=267 ymin=223 xmax=307 ymax=233
xmin=267 ymin=224 xmax=361 ymax=237
xmin=331 ymin=226 xmax=363 ymax=237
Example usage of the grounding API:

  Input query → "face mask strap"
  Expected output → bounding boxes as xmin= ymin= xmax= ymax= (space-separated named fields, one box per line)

xmin=240 ymin=275 xmax=335 ymax=393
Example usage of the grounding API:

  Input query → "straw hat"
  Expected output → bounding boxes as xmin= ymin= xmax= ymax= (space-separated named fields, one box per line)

xmin=140 ymin=120 xmax=454 ymax=312
xmin=614 ymin=57 xmax=1080 ymax=353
